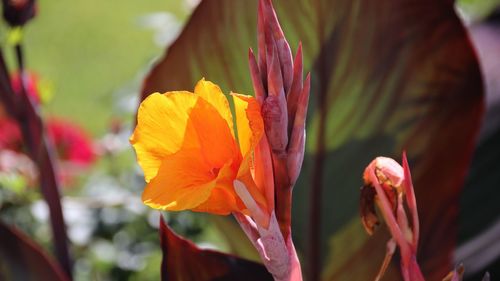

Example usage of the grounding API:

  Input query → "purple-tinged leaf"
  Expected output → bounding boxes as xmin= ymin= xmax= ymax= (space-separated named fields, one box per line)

xmin=141 ymin=0 xmax=483 ymax=280
xmin=159 ymin=215 xmax=272 ymax=281
xmin=0 ymin=221 xmax=69 ymax=281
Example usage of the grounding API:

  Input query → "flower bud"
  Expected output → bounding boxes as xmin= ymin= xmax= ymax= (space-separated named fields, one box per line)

xmin=2 ymin=0 xmax=36 ymax=27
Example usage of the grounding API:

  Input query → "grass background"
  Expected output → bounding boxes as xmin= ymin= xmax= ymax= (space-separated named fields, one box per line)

xmin=4 ymin=0 xmax=192 ymax=136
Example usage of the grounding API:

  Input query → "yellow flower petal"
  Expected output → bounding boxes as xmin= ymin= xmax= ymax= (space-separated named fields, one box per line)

xmin=192 ymin=164 xmax=244 ymax=214
xmin=194 ymin=79 xmax=234 ymax=136
xmin=130 ymin=92 xmax=197 ymax=182
xmin=188 ymin=95 xmax=240 ymax=169
xmin=232 ymin=93 xmax=264 ymax=157
xmin=142 ymin=147 xmax=216 ymax=211
xmin=132 ymin=80 xmax=270 ymax=218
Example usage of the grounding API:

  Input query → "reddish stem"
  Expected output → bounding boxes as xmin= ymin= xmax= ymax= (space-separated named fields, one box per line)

xmin=368 ymin=170 xmax=412 ymax=268
xmin=402 ymin=152 xmax=420 ymax=249
xmin=273 ymin=154 xmax=292 ymax=239
xmin=0 ymin=45 xmax=73 ymax=277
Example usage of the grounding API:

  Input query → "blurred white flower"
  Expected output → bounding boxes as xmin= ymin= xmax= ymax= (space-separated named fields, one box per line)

xmin=0 ymin=150 xmax=38 ymax=187
xmin=91 ymin=240 xmax=117 ymax=263
xmin=31 ymin=198 xmax=97 ymax=245
xmin=138 ymin=12 xmax=182 ymax=48
xmin=184 ymin=0 xmax=201 ymax=9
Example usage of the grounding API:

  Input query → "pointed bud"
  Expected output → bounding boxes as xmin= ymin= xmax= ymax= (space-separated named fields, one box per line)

xmin=260 ymin=0 xmax=293 ymax=92
xmin=402 ymin=152 xmax=419 ymax=248
xmin=287 ymin=73 xmax=310 ymax=184
xmin=263 ymin=46 xmax=288 ymax=154
xmin=287 ymin=43 xmax=303 ymax=133
xmin=249 ymin=48 xmax=266 ymax=104
xmin=2 ymin=0 xmax=36 ymax=27
xmin=257 ymin=0 xmax=267 ymax=83
xmin=362 ymin=155 xmax=424 ymax=281
xmin=363 ymin=157 xmax=404 ymax=211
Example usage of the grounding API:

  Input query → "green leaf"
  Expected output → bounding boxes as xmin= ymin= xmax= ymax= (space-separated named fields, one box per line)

xmin=142 ymin=0 xmax=483 ymax=279
xmin=209 ymin=216 xmax=261 ymax=263
xmin=0 ymin=221 xmax=69 ymax=281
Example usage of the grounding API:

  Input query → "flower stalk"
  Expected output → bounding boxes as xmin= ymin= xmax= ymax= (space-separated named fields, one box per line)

xmin=248 ymin=0 xmax=310 ymax=240
xmin=361 ymin=152 xmax=424 ymax=281
xmin=235 ymin=0 xmax=310 ymax=279
xmin=130 ymin=0 xmax=309 ymax=279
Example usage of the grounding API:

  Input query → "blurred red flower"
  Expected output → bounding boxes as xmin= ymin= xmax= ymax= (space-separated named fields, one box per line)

xmin=10 ymin=71 xmax=41 ymax=104
xmin=0 ymin=116 xmax=95 ymax=187
xmin=0 ymin=116 xmax=22 ymax=151
xmin=46 ymin=118 xmax=95 ymax=167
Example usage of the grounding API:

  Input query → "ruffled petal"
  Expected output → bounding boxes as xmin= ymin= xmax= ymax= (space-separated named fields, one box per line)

xmin=192 ymin=163 xmax=244 ymax=214
xmin=233 ymin=93 xmax=268 ymax=214
xmin=194 ymin=79 xmax=234 ymax=137
xmin=188 ymin=96 xmax=240 ymax=169
xmin=232 ymin=93 xmax=264 ymax=157
xmin=142 ymin=147 xmax=216 ymax=211
xmin=130 ymin=92 xmax=197 ymax=182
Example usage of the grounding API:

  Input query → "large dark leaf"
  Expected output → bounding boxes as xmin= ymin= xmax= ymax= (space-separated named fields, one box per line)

xmin=143 ymin=0 xmax=483 ymax=280
xmin=159 ymin=215 xmax=272 ymax=281
xmin=0 ymin=221 xmax=69 ymax=281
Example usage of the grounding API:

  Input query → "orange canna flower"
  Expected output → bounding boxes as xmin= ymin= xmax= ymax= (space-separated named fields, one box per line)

xmin=130 ymin=79 xmax=269 ymax=223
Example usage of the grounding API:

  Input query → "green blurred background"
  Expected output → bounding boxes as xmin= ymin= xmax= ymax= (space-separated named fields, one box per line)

xmin=12 ymin=0 xmax=192 ymax=135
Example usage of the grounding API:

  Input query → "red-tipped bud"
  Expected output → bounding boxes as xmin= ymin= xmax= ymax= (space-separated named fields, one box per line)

xmin=362 ymin=157 xmax=403 ymax=216
xmin=260 ymin=0 xmax=293 ymax=93
xmin=361 ymin=154 xmax=424 ymax=281
xmin=361 ymin=157 xmax=406 ymax=236
xmin=287 ymin=43 xmax=303 ymax=133
xmin=363 ymin=157 xmax=404 ymax=191
xmin=251 ymin=0 xmax=310 ymax=239
xmin=257 ymin=0 xmax=267 ymax=81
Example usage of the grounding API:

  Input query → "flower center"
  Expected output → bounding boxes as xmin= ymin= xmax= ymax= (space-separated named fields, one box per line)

xmin=211 ymin=167 xmax=220 ymax=177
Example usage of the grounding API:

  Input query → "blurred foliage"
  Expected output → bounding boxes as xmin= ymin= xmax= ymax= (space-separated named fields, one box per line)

xmin=457 ymin=0 xmax=500 ymax=22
